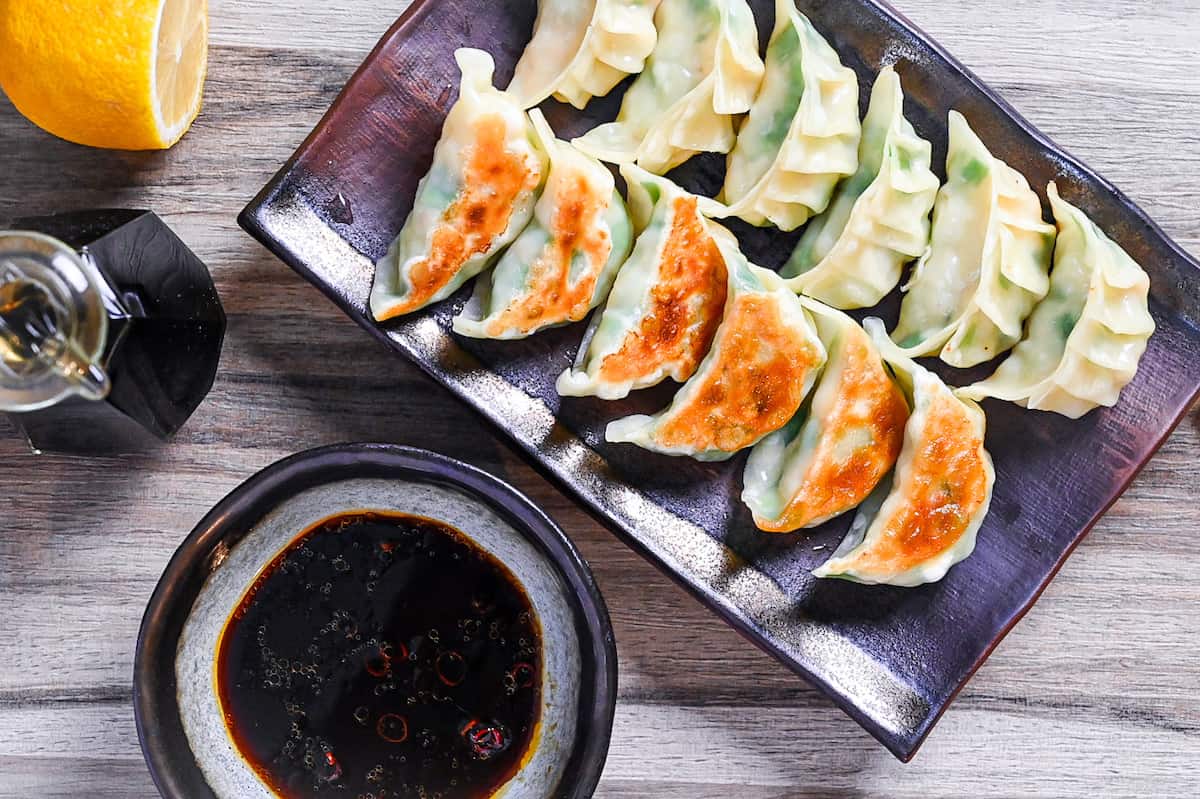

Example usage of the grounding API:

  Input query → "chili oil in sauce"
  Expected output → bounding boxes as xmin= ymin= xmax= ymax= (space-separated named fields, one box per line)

xmin=215 ymin=511 xmax=543 ymax=798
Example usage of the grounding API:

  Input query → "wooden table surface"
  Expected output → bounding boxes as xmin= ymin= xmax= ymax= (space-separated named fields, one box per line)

xmin=2 ymin=1 xmax=1198 ymax=796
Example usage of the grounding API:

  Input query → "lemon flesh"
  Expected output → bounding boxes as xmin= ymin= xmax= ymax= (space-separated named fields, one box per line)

xmin=0 ymin=0 xmax=209 ymax=150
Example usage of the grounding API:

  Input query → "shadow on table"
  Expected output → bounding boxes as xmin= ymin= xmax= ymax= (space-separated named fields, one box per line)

xmin=208 ymin=239 xmax=510 ymax=468
xmin=0 ymin=95 xmax=171 ymax=223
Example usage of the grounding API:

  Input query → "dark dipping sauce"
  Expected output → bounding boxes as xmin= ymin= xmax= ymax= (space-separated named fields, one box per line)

xmin=216 ymin=511 xmax=543 ymax=799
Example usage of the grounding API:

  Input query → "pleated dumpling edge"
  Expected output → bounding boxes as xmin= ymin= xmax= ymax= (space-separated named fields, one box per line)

xmin=557 ymin=166 xmax=732 ymax=400
xmin=714 ymin=0 xmax=861 ymax=231
xmin=813 ymin=318 xmax=995 ymax=587
xmin=453 ymin=110 xmax=633 ymax=340
xmin=890 ymin=110 xmax=1056 ymax=368
xmin=572 ymin=0 xmax=764 ymax=174
xmin=507 ymin=0 xmax=661 ymax=110
xmin=957 ymin=182 xmax=1155 ymax=418
xmin=782 ymin=66 xmax=939 ymax=309
xmin=743 ymin=299 xmax=910 ymax=533
xmin=605 ymin=236 xmax=827 ymax=461
xmin=370 ymin=49 xmax=547 ymax=322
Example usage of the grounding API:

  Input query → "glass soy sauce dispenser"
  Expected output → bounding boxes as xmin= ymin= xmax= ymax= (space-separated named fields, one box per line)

xmin=0 ymin=210 xmax=225 ymax=454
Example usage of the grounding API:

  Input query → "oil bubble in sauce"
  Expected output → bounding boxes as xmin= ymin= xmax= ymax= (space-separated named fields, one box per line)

xmin=216 ymin=511 xmax=542 ymax=798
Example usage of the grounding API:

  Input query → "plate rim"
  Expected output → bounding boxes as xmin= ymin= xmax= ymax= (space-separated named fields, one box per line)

xmin=237 ymin=0 xmax=1200 ymax=762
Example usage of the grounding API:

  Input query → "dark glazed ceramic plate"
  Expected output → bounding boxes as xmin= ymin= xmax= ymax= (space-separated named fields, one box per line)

xmin=134 ymin=444 xmax=617 ymax=797
xmin=239 ymin=0 xmax=1200 ymax=761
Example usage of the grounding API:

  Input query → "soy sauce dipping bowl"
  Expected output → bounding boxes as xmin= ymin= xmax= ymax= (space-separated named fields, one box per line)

xmin=134 ymin=444 xmax=617 ymax=798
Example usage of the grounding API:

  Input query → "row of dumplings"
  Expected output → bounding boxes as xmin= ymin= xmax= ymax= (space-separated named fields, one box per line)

xmin=368 ymin=2 xmax=1155 ymax=585
xmin=367 ymin=47 xmax=983 ymax=586
xmin=505 ymin=0 xmax=1157 ymax=417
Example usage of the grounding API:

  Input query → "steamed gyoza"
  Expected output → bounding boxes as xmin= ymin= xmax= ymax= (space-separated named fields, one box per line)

xmin=371 ymin=49 xmax=546 ymax=322
xmin=557 ymin=166 xmax=731 ymax=399
xmin=453 ymin=111 xmax=633 ymax=339
xmin=783 ymin=67 xmax=939 ymax=308
xmin=508 ymin=0 xmax=661 ymax=109
xmin=743 ymin=299 xmax=909 ymax=532
xmin=573 ymin=0 xmax=764 ymax=174
xmin=958 ymin=183 xmax=1155 ymax=418
xmin=814 ymin=319 xmax=995 ymax=587
xmin=891 ymin=111 xmax=1056 ymax=367
xmin=713 ymin=0 xmax=860 ymax=231
xmin=606 ymin=236 xmax=826 ymax=461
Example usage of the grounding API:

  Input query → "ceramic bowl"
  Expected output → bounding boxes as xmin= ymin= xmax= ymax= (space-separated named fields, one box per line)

xmin=134 ymin=443 xmax=617 ymax=798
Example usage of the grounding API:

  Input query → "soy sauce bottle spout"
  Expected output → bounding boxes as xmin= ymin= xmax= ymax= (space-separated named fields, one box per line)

xmin=38 ymin=332 xmax=112 ymax=403
xmin=0 ymin=232 xmax=112 ymax=413
xmin=0 ymin=266 xmax=110 ymax=404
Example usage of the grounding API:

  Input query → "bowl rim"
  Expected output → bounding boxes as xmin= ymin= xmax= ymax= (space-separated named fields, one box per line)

xmin=133 ymin=442 xmax=618 ymax=799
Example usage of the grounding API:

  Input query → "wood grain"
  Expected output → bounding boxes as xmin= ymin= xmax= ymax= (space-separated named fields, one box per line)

xmin=1 ymin=0 xmax=1198 ymax=796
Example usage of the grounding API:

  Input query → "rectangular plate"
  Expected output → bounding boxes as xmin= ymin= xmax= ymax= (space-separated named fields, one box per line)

xmin=239 ymin=0 xmax=1200 ymax=760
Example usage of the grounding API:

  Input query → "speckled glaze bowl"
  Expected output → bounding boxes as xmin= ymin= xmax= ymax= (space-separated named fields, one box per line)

xmin=134 ymin=444 xmax=617 ymax=798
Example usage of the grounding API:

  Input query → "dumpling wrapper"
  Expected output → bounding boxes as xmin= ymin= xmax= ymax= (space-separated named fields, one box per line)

xmin=782 ymin=66 xmax=939 ymax=309
xmin=710 ymin=0 xmax=860 ymax=231
xmin=890 ymin=111 xmax=1056 ymax=367
xmin=743 ymin=299 xmax=909 ymax=532
xmin=507 ymin=0 xmax=661 ymax=110
xmin=606 ymin=236 xmax=827 ymax=461
xmin=453 ymin=110 xmax=634 ymax=340
xmin=958 ymin=182 xmax=1155 ymax=418
xmin=572 ymin=0 xmax=764 ymax=174
xmin=557 ymin=165 xmax=731 ymax=399
xmin=371 ymin=49 xmax=547 ymax=321
xmin=814 ymin=318 xmax=995 ymax=587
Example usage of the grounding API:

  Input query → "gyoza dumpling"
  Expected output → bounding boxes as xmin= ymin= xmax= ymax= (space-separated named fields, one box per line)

xmin=958 ymin=183 xmax=1155 ymax=418
xmin=508 ymin=0 xmax=661 ymax=109
xmin=713 ymin=0 xmax=860 ymax=231
xmin=572 ymin=0 xmax=764 ymax=174
xmin=606 ymin=236 xmax=827 ymax=461
xmin=782 ymin=67 xmax=939 ymax=309
xmin=557 ymin=166 xmax=731 ymax=399
xmin=371 ymin=49 xmax=547 ymax=322
xmin=814 ymin=318 xmax=995 ymax=586
xmin=453 ymin=111 xmax=634 ymax=339
xmin=890 ymin=111 xmax=1056 ymax=367
xmin=743 ymin=299 xmax=909 ymax=532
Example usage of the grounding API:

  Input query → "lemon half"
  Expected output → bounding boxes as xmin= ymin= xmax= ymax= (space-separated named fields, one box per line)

xmin=0 ymin=0 xmax=209 ymax=150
